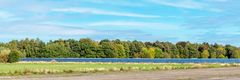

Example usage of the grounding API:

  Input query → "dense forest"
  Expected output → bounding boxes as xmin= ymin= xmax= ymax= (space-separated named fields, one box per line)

xmin=0 ymin=38 xmax=240 ymax=59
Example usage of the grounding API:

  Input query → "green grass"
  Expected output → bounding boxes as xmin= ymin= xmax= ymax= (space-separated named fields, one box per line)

xmin=0 ymin=62 xmax=238 ymax=76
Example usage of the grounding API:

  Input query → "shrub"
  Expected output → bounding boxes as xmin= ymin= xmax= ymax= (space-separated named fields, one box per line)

xmin=0 ymin=48 xmax=11 ymax=63
xmin=8 ymin=50 xmax=21 ymax=63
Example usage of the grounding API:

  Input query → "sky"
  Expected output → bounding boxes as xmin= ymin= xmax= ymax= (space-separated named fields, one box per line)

xmin=0 ymin=0 xmax=240 ymax=46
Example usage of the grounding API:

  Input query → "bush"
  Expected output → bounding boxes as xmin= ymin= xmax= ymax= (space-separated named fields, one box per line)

xmin=0 ymin=48 xmax=11 ymax=63
xmin=8 ymin=50 xmax=21 ymax=63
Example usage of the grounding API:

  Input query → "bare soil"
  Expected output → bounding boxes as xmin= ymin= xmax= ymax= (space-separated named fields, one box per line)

xmin=2 ymin=67 xmax=240 ymax=80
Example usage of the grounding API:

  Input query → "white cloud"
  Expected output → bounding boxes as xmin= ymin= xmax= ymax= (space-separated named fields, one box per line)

xmin=0 ymin=11 xmax=14 ymax=18
xmin=81 ymin=0 xmax=145 ymax=7
xmin=1 ymin=24 xmax=97 ymax=36
xmin=0 ymin=35 xmax=5 ymax=38
xmin=40 ymin=21 xmax=180 ymax=31
xmin=208 ymin=8 xmax=223 ymax=12
xmin=148 ymin=0 xmax=223 ymax=12
xmin=149 ymin=0 xmax=204 ymax=9
xmin=211 ymin=0 xmax=228 ymax=2
xmin=53 ymin=7 xmax=160 ymax=18
xmin=0 ymin=10 xmax=22 ymax=22
xmin=87 ymin=21 xmax=180 ymax=30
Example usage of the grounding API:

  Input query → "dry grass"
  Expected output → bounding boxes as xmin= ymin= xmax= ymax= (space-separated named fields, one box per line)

xmin=0 ymin=62 xmax=238 ymax=76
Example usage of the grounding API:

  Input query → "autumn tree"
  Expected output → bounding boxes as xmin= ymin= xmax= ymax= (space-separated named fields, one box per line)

xmin=232 ymin=49 xmax=240 ymax=58
xmin=201 ymin=50 xmax=209 ymax=58
xmin=0 ymin=47 xmax=11 ymax=63
xmin=140 ymin=47 xmax=155 ymax=58
xmin=216 ymin=46 xmax=226 ymax=58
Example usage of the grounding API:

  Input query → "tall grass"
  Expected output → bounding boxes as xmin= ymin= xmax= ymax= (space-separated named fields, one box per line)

xmin=0 ymin=62 xmax=238 ymax=76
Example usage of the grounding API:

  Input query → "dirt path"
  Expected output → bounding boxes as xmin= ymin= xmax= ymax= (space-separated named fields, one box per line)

xmin=2 ymin=67 xmax=240 ymax=80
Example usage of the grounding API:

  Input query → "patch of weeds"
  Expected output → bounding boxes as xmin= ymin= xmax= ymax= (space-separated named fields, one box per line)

xmin=63 ymin=69 xmax=74 ymax=73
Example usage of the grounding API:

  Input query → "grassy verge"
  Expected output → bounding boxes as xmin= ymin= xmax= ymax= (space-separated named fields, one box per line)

xmin=0 ymin=62 xmax=239 ymax=76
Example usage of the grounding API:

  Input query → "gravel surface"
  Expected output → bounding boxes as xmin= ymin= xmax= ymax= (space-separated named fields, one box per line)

xmin=2 ymin=67 xmax=240 ymax=80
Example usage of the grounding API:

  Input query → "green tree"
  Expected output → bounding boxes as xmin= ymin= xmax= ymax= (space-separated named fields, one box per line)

xmin=2 ymin=38 xmax=240 ymax=59
xmin=216 ymin=46 xmax=226 ymax=58
xmin=225 ymin=45 xmax=237 ymax=58
xmin=78 ymin=38 xmax=100 ymax=58
xmin=187 ymin=44 xmax=200 ymax=58
xmin=100 ymin=42 xmax=118 ymax=58
xmin=209 ymin=46 xmax=217 ymax=58
xmin=8 ymin=50 xmax=21 ymax=63
xmin=176 ymin=42 xmax=190 ymax=58
xmin=232 ymin=49 xmax=240 ymax=58
xmin=155 ymin=48 xmax=163 ymax=58
xmin=210 ymin=52 xmax=217 ymax=58
xmin=201 ymin=50 xmax=209 ymax=58
xmin=140 ymin=47 xmax=149 ymax=58
xmin=129 ymin=40 xmax=145 ymax=58
xmin=115 ymin=44 xmax=126 ymax=58
xmin=218 ymin=54 xmax=226 ymax=58
xmin=122 ymin=42 xmax=130 ymax=58
xmin=45 ymin=42 xmax=71 ymax=58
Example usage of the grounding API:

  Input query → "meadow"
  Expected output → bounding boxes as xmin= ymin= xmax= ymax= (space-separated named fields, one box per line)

xmin=0 ymin=62 xmax=239 ymax=76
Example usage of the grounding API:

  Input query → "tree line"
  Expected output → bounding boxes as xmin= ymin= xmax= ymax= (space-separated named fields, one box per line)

xmin=0 ymin=38 xmax=240 ymax=60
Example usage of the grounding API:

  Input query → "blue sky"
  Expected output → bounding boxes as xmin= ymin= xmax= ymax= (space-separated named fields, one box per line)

xmin=0 ymin=0 xmax=240 ymax=46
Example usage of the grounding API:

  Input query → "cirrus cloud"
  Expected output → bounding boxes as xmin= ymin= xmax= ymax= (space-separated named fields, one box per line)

xmin=52 ymin=7 xmax=161 ymax=18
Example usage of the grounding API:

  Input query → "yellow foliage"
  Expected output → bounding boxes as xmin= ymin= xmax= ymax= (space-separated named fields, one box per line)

xmin=0 ymin=48 xmax=11 ymax=63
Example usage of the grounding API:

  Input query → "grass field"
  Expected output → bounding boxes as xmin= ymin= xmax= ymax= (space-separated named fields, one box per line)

xmin=0 ymin=62 xmax=239 ymax=76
